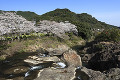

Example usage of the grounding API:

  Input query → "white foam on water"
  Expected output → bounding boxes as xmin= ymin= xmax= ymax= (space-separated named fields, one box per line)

xmin=78 ymin=76 xmax=82 ymax=80
xmin=77 ymin=66 xmax=81 ymax=69
xmin=56 ymin=62 xmax=66 ymax=68
xmin=25 ymin=71 xmax=30 ymax=77
xmin=30 ymin=65 xmax=43 ymax=70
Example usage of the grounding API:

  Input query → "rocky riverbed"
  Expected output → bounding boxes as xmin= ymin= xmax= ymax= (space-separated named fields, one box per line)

xmin=0 ymin=48 xmax=83 ymax=80
xmin=1 ymin=42 xmax=120 ymax=80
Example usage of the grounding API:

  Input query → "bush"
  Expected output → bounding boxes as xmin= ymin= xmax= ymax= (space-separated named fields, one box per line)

xmin=95 ymin=28 xmax=120 ymax=42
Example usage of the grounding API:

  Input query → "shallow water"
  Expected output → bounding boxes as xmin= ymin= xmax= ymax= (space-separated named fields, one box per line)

xmin=0 ymin=52 xmax=86 ymax=80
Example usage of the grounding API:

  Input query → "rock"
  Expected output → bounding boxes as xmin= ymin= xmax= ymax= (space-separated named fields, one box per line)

xmin=81 ymin=54 xmax=94 ymax=62
xmin=74 ymin=67 xmax=89 ymax=80
xmin=0 ymin=77 xmax=6 ymax=80
xmin=24 ymin=56 xmax=60 ymax=65
xmin=47 ymin=45 xmax=69 ymax=56
xmin=116 ymin=55 xmax=120 ymax=67
xmin=12 ymin=77 xmax=24 ymax=80
xmin=35 ymin=67 xmax=76 ymax=80
xmin=80 ymin=67 xmax=106 ymax=80
xmin=81 ymin=41 xmax=120 ymax=71
xmin=34 ymin=50 xmax=83 ymax=80
xmin=88 ymin=51 xmax=117 ymax=71
xmin=63 ymin=49 xmax=82 ymax=67
xmin=106 ymin=68 xmax=120 ymax=80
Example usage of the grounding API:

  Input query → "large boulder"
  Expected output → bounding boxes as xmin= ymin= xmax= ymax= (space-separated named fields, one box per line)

xmin=63 ymin=49 xmax=82 ymax=67
xmin=35 ymin=67 xmax=76 ymax=80
xmin=88 ymin=51 xmax=117 ymax=71
xmin=47 ymin=45 xmax=70 ymax=56
xmin=80 ymin=67 xmax=106 ymax=80
xmin=81 ymin=41 xmax=120 ymax=71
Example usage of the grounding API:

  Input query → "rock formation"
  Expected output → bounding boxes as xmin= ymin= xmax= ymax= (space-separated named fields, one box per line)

xmin=63 ymin=49 xmax=82 ymax=67
xmin=81 ymin=41 xmax=120 ymax=71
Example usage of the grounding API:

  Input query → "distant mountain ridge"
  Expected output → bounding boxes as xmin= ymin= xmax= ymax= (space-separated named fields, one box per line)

xmin=39 ymin=8 xmax=117 ymax=39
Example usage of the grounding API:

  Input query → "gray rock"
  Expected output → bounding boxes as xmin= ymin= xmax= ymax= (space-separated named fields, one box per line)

xmin=47 ymin=45 xmax=70 ymax=56
xmin=106 ymin=68 xmax=120 ymax=80
xmin=80 ymin=67 xmax=106 ymax=80
xmin=35 ymin=66 xmax=76 ymax=80
xmin=24 ymin=56 xmax=60 ymax=65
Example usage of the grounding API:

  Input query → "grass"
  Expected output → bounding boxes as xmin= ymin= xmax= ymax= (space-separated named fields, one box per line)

xmin=0 ymin=56 xmax=5 ymax=61
xmin=0 ymin=34 xmax=84 ymax=60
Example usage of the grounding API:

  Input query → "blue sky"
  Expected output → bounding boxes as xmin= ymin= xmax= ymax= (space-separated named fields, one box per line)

xmin=0 ymin=0 xmax=120 ymax=26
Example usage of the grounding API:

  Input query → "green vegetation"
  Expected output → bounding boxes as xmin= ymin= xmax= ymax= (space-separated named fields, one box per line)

xmin=0 ymin=41 xmax=9 ymax=50
xmin=94 ymin=43 xmax=105 ymax=51
xmin=0 ymin=33 xmax=83 ymax=53
xmin=95 ymin=28 xmax=120 ymax=42
xmin=39 ymin=8 xmax=116 ymax=39
xmin=16 ymin=11 xmax=40 ymax=22
xmin=1 ymin=32 xmax=48 ymax=41
xmin=1 ymin=9 xmax=117 ymax=40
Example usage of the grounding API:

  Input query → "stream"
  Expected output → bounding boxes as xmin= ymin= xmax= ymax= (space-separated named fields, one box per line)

xmin=0 ymin=52 xmax=67 ymax=80
xmin=0 ymin=51 xmax=89 ymax=80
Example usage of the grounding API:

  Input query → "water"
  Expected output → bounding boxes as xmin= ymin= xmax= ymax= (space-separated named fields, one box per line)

xmin=25 ymin=71 xmax=30 ymax=77
xmin=56 ymin=62 xmax=66 ymax=68
xmin=30 ymin=65 xmax=43 ymax=70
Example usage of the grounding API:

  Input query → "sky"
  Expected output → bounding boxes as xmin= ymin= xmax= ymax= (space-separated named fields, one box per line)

xmin=0 ymin=0 xmax=120 ymax=26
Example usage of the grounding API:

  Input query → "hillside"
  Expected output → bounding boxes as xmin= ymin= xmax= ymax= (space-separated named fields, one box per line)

xmin=39 ymin=9 xmax=117 ymax=39
xmin=0 ymin=10 xmax=40 ymax=21
xmin=16 ymin=11 xmax=40 ymax=21
xmin=40 ymin=9 xmax=115 ymax=27
xmin=0 ymin=9 xmax=117 ymax=39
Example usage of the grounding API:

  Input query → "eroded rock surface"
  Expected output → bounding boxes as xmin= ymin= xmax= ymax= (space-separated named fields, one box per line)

xmin=81 ymin=41 xmax=120 ymax=71
xmin=63 ymin=49 xmax=82 ymax=67
xmin=106 ymin=68 xmax=120 ymax=80
xmin=24 ymin=56 xmax=60 ymax=65
xmin=35 ymin=67 xmax=76 ymax=80
xmin=47 ymin=45 xmax=70 ymax=56
xmin=80 ymin=67 xmax=106 ymax=80
xmin=34 ymin=49 xmax=82 ymax=80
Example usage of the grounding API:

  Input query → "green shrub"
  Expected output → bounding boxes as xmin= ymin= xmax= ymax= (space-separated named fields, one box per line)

xmin=94 ymin=43 xmax=104 ymax=51
xmin=95 ymin=28 xmax=120 ymax=42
